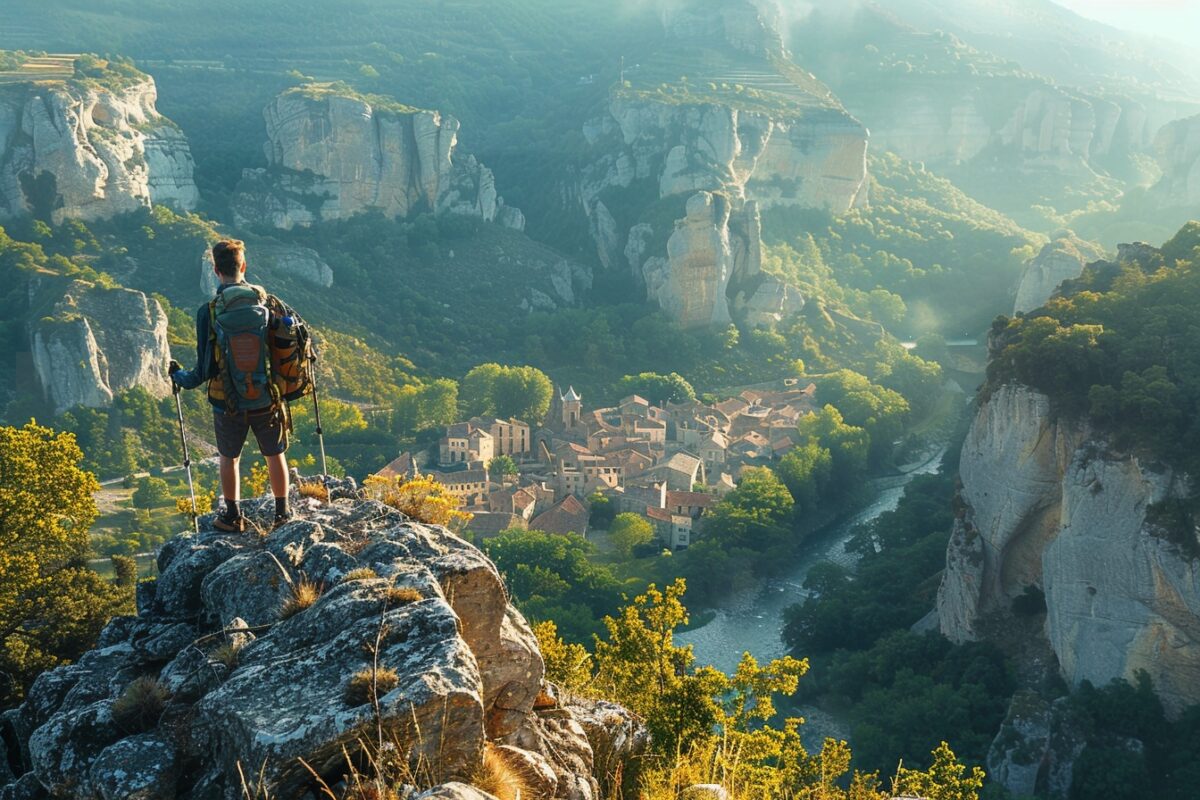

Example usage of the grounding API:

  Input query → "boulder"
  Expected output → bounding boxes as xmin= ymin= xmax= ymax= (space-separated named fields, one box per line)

xmin=1 ymin=488 xmax=638 ymax=799
xmin=89 ymin=733 xmax=179 ymax=800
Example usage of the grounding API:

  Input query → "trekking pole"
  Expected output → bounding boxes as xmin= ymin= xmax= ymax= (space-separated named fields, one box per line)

xmin=309 ymin=352 xmax=328 ymax=475
xmin=172 ymin=381 xmax=199 ymax=533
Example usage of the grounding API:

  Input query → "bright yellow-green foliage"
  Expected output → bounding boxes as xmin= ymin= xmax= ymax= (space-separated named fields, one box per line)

xmin=893 ymin=741 xmax=986 ymax=800
xmin=609 ymin=512 xmax=655 ymax=559
xmin=245 ymin=462 xmax=270 ymax=498
xmin=532 ymin=620 xmax=592 ymax=693
xmin=0 ymin=422 xmax=132 ymax=706
xmin=578 ymin=579 xmax=984 ymax=800
xmin=363 ymin=474 xmax=472 ymax=530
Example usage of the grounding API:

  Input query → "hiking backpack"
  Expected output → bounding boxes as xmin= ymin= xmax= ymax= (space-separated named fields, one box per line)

xmin=209 ymin=284 xmax=278 ymax=414
xmin=264 ymin=294 xmax=315 ymax=402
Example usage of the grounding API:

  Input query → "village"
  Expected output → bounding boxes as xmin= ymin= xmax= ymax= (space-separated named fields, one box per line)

xmin=375 ymin=380 xmax=820 ymax=548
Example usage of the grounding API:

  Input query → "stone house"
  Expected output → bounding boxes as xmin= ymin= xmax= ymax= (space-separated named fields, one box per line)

xmin=439 ymin=422 xmax=495 ymax=466
xmin=475 ymin=417 xmax=531 ymax=458
xmin=641 ymin=452 xmax=706 ymax=492
xmin=646 ymin=506 xmax=692 ymax=549
xmin=665 ymin=490 xmax=715 ymax=519
xmin=530 ymin=494 xmax=590 ymax=537
xmin=426 ymin=463 xmax=490 ymax=508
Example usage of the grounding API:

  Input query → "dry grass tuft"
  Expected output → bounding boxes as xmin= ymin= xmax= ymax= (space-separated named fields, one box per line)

xmin=344 ymin=667 xmax=400 ymax=707
xmin=386 ymin=586 xmax=423 ymax=606
xmin=298 ymin=480 xmax=330 ymax=502
xmin=112 ymin=676 xmax=170 ymax=733
xmin=340 ymin=567 xmax=379 ymax=583
xmin=475 ymin=743 xmax=535 ymax=800
xmin=210 ymin=640 xmax=245 ymax=669
xmin=279 ymin=577 xmax=324 ymax=620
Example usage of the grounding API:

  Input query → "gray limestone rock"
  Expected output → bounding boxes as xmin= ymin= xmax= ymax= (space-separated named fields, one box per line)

xmin=2 ymin=487 xmax=639 ymax=799
xmin=232 ymin=87 xmax=520 ymax=230
xmin=0 ymin=75 xmax=197 ymax=224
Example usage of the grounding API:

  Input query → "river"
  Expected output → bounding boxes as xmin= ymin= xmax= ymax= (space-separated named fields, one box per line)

xmin=676 ymin=446 xmax=947 ymax=745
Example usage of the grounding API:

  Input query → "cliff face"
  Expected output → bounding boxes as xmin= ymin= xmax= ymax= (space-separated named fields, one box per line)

xmin=938 ymin=384 xmax=1200 ymax=714
xmin=0 ymin=78 xmax=198 ymax=224
xmin=232 ymin=87 xmax=524 ymax=231
xmin=866 ymin=84 xmax=1145 ymax=175
xmin=1149 ymin=113 xmax=1200 ymax=209
xmin=581 ymin=95 xmax=863 ymax=326
xmin=1013 ymin=233 xmax=1106 ymax=314
xmin=0 ymin=484 xmax=644 ymax=800
xmin=31 ymin=280 xmax=171 ymax=414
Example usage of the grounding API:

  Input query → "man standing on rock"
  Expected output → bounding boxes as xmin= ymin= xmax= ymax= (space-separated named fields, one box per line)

xmin=169 ymin=239 xmax=292 ymax=532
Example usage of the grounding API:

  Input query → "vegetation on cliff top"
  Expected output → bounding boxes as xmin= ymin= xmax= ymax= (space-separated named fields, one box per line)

xmin=987 ymin=221 xmax=1200 ymax=481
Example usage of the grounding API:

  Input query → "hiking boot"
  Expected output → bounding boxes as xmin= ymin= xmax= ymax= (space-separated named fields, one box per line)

xmin=213 ymin=512 xmax=246 ymax=533
xmin=272 ymin=512 xmax=294 ymax=530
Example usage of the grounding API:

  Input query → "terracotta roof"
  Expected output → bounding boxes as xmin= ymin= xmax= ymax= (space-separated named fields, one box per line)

xmin=620 ymin=394 xmax=650 ymax=406
xmin=530 ymin=494 xmax=589 ymax=537
xmin=375 ymin=452 xmax=416 ymax=480
xmin=645 ymin=506 xmax=673 ymax=523
xmin=666 ymin=491 xmax=715 ymax=509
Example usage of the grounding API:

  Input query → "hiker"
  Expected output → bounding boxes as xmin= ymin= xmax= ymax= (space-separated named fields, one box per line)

xmin=170 ymin=239 xmax=301 ymax=532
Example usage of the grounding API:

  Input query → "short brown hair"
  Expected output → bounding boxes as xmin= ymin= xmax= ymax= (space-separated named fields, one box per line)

xmin=212 ymin=239 xmax=246 ymax=277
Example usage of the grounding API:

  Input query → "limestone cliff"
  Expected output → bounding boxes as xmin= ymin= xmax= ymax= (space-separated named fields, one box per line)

xmin=0 ymin=483 xmax=646 ymax=800
xmin=232 ymin=85 xmax=524 ymax=231
xmin=0 ymin=75 xmax=198 ymax=223
xmin=30 ymin=279 xmax=171 ymax=414
xmin=1149 ymin=113 xmax=1200 ymax=209
xmin=937 ymin=383 xmax=1200 ymax=714
xmin=1013 ymin=233 xmax=1106 ymax=314
xmin=581 ymin=93 xmax=863 ymax=326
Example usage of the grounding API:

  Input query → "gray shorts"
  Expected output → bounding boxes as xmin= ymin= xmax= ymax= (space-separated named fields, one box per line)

xmin=213 ymin=408 xmax=288 ymax=458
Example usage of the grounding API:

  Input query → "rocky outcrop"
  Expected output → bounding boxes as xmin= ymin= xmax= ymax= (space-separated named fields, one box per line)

xmin=0 ymin=76 xmax=198 ymax=223
xmin=1013 ymin=234 xmax=1106 ymax=314
xmin=581 ymin=93 xmax=860 ymax=326
xmin=0 ymin=484 xmax=641 ymax=799
xmin=864 ymin=84 xmax=1144 ymax=176
xmin=232 ymin=85 xmax=523 ymax=231
xmin=31 ymin=280 xmax=171 ymax=414
xmin=1149 ymin=113 xmax=1200 ymax=209
xmin=937 ymin=383 xmax=1200 ymax=714
xmin=986 ymin=691 xmax=1086 ymax=800
xmin=661 ymin=0 xmax=786 ymax=59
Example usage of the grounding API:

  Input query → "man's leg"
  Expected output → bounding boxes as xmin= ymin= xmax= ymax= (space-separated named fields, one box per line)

xmin=219 ymin=455 xmax=241 ymax=503
xmin=213 ymin=411 xmax=249 ymax=531
xmin=250 ymin=409 xmax=291 ymax=524
xmin=266 ymin=452 xmax=289 ymax=503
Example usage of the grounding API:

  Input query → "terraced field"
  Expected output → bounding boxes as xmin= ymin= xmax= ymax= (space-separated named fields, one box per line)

xmin=0 ymin=53 xmax=76 ymax=84
xmin=620 ymin=44 xmax=841 ymax=115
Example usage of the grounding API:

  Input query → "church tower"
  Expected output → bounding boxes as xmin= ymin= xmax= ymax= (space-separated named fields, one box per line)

xmin=561 ymin=385 xmax=582 ymax=429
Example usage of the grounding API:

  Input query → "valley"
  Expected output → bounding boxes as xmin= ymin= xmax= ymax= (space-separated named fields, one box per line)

xmin=1 ymin=2 xmax=1199 ymax=799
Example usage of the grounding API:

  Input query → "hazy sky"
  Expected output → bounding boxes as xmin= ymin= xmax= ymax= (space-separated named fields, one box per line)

xmin=1054 ymin=0 xmax=1200 ymax=46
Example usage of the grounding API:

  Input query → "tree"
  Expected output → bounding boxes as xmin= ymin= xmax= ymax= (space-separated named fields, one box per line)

xmin=797 ymin=405 xmax=870 ymax=492
xmin=0 ymin=422 xmax=133 ymax=706
xmin=461 ymin=364 xmax=553 ymax=424
xmin=609 ymin=513 xmax=655 ymax=559
xmin=892 ymin=742 xmax=985 ymax=800
xmin=616 ymin=372 xmax=696 ymax=405
xmin=488 ymin=454 xmax=518 ymax=483
xmin=776 ymin=441 xmax=832 ymax=510
xmin=587 ymin=492 xmax=615 ymax=528
xmin=532 ymin=620 xmax=592 ymax=692
xmin=131 ymin=476 xmax=170 ymax=508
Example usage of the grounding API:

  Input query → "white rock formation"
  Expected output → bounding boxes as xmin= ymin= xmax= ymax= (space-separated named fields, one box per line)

xmin=0 ymin=76 xmax=198 ymax=223
xmin=866 ymin=83 xmax=1148 ymax=177
xmin=31 ymin=280 xmax=171 ymax=414
xmin=581 ymin=93 xmax=863 ymax=326
xmin=1013 ymin=234 xmax=1106 ymax=314
xmin=938 ymin=383 xmax=1200 ymax=714
xmin=1149 ymin=113 xmax=1200 ymax=208
xmin=232 ymin=86 xmax=523 ymax=231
